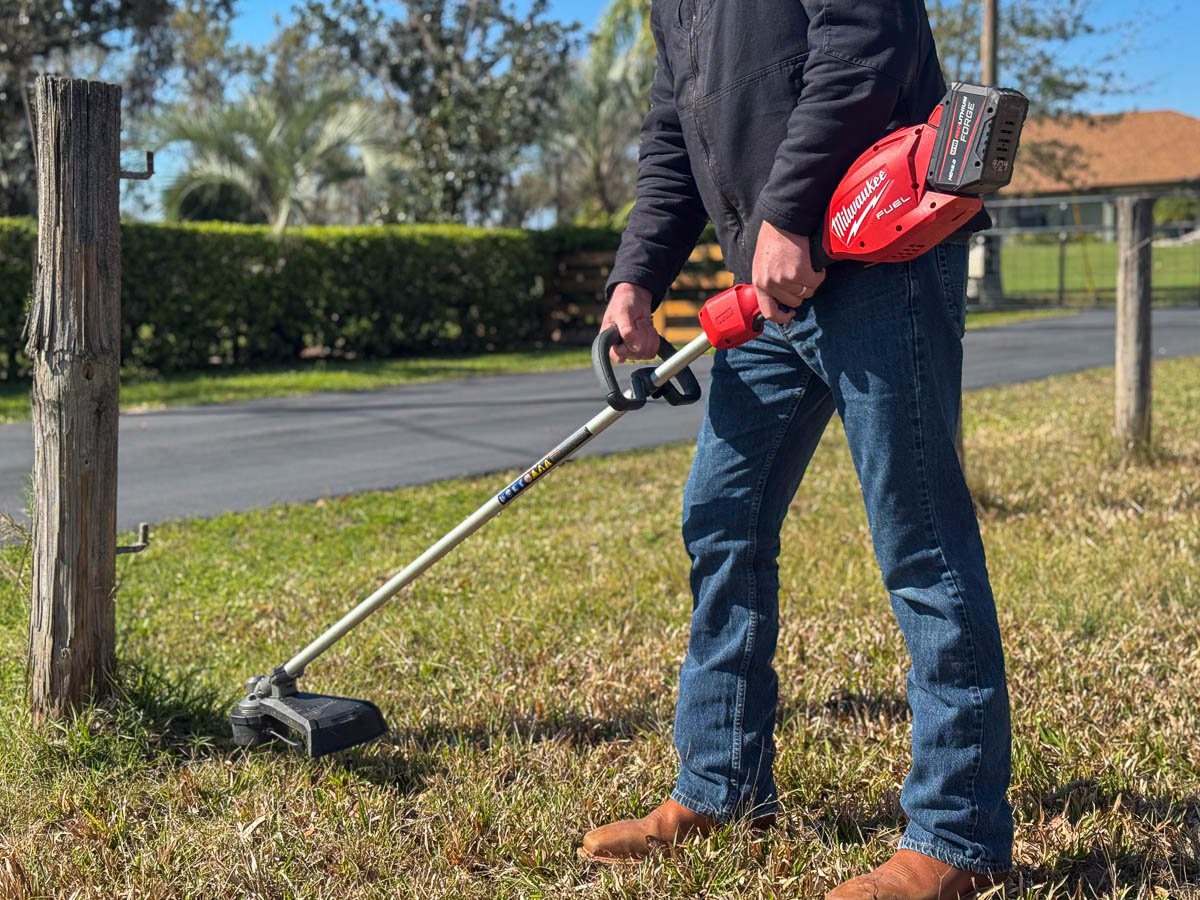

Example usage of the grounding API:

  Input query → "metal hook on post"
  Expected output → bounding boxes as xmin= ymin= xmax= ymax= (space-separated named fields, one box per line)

xmin=119 ymin=150 xmax=154 ymax=181
xmin=117 ymin=523 xmax=151 ymax=555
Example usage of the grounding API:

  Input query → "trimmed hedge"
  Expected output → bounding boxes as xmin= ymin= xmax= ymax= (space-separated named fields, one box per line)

xmin=0 ymin=219 xmax=622 ymax=377
xmin=0 ymin=219 xmax=35 ymax=380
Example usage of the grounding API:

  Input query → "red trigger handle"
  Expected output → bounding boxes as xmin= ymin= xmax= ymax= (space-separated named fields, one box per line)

xmin=697 ymin=284 xmax=765 ymax=350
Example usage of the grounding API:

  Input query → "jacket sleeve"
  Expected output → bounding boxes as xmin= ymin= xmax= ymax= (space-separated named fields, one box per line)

xmin=605 ymin=29 xmax=709 ymax=307
xmin=753 ymin=0 xmax=921 ymax=238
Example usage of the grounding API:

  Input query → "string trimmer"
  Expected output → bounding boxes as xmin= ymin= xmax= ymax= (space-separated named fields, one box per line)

xmin=230 ymin=82 xmax=1026 ymax=757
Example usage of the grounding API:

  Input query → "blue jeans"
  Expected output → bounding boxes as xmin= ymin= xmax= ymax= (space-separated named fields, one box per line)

xmin=672 ymin=244 xmax=1013 ymax=874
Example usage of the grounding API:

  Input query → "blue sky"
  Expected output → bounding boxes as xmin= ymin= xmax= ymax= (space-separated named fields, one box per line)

xmin=232 ymin=0 xmax=1200 ymax=117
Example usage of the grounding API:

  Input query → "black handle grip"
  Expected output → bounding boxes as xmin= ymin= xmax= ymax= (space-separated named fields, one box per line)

xmin=809 ymin=234 xmax=832 ymax=272
xmin=591 ymin=327 xmax=702 ymax=412
xmin=592 ymin=327 xmax=644 ymax=411
xmin=647 ymin=335 xmax=702 ymax=407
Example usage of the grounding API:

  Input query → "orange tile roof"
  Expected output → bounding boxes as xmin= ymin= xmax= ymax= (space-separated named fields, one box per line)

xmin=1002 ymin=110 xmax=1200 ymax=196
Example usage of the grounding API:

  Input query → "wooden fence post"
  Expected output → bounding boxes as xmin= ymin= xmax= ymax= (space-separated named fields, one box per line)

xmin=26 ymin=77 xmax=123 ymax=720
xmin=1114 ymin=195 xmax=1153 ymax=454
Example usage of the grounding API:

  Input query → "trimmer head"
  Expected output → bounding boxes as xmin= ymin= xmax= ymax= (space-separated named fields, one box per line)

xmin=230 ymin=674 xmax=387 ymax=758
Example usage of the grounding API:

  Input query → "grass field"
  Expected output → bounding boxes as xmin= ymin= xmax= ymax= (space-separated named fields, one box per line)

xmin=2 ymin=357 xmax=1197 ymax=898
xmin=3 ymin=357 xmax=1198 ymax=897
xmin=1001 ymin=242 xmax=1200 ymax=304
xmin=964 ymin=307 xmax=1073 ymax=330
xmin=0 ymin=309 xmax=1069 ymax=425
xmin=0 ymin=347 xmax=591 ymax=424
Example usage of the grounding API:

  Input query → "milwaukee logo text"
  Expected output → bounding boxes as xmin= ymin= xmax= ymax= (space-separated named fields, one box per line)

xmin=831 ymin=169 xmax=889 ymax=241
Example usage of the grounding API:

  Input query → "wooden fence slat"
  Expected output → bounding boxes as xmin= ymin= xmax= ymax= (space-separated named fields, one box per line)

xmin=672 ymin=270 xmax=735 ymax=291
xmin=557 ymin=250 xmax=618 ymax=268
xmin=659 ymin=299 xmax=702 ymax=317
xmin=551 ymin=275 xmax=610 ymax=295
xmin=688 ymin=243 xmax=724 ymax=262
xmin=663 ymin=326 xmax=705 ymax=343
xmin=548 ymin=243 xmax=729 ymax=345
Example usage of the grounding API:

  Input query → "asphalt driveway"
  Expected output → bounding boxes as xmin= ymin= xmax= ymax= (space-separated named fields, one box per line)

xmin=0 ymin=308 xmax=1196 ymax=531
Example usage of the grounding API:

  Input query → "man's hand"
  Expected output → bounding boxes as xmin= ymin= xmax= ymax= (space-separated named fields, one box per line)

xmin=752 ymin=220 xmax=826 ymax=324
xmin=602 ymin=283 xmax=660 ymax=362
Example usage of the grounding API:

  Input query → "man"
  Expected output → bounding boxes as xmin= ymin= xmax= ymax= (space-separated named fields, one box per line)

xmin=577 ymin=1 xmax=1013 ymax=897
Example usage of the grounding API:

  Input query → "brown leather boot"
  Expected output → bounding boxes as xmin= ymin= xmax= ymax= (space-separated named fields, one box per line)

xmin=578 ymin=799 xmax=717 ymax=864
xmin=825 ymin=849 xmax=1007 ymax=899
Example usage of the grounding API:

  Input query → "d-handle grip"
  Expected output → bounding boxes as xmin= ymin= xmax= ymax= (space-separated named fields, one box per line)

xmin=591 ymin=327 xmax=702 ymax=412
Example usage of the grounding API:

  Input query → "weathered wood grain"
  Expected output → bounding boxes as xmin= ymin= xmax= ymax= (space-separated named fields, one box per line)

xmin=26 ymin=76 xmax=122 ymax=719
xmin=1114 ymin=196 xmax=1153 ymax=453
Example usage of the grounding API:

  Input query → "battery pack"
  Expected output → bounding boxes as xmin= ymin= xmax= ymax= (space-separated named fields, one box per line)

xmin=927 ymin=83 xmax=1029 ymax=195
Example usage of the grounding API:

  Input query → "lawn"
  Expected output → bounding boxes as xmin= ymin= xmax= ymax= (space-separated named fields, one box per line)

xmin=4 ymin=357 xmax=1195 ymax=897
xmin=0 ymin=346 xmax=591 ymax=424
xmin=1 ymin=359 xmax=1197 ymax=898
xmin=0 ymin=309 xmax=1070 ymax=424
xmin=1001 ymin=241 xmax=1200 ymax=305
xmin=964 ymin=307 xmax=1073 ymax=330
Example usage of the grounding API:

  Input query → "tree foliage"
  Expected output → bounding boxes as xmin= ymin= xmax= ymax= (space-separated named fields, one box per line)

xmin=543 ymin=0 xmax=1140 ymax=219
xmin=152 ymin=81 xmax=399 ymax=230
xmin=302 ymin=0 xmax=577 ymax=224
xmin=168 ymin=0 xmax=254 ymax=106
xmin=929 ymin=0 xmax=1140 ymax=182
xmin=0 ymin=0 xmax=233 ymax=216
xmin=526 ymin=0 xmax=652 ymax=226
xmin=928 ymin=0 xmax=1135 ymax=117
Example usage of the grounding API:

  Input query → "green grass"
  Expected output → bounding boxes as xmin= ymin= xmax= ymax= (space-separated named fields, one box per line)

xmin=0 ymin=347 xmax=591 ymax=424
xmin=965 ymin=307 xmax=1074 ymax=330
xmin=0 ymin=310 xmax=1071 ymax=425
xmin=1 ymin=356 xmax=1198 ymax=896
xmin=1001 ymin=242 xmax=1200 ymax=304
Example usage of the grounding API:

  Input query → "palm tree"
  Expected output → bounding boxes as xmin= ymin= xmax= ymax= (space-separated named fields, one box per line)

xmin=530 ymin=0 xmax=655 ymax=226
xmin=590 ymin=0 xmax=654 ymax=92
xmin=154 ymin=82 xmax=399 ymax=231
xmin=555 ymin=52 xmax=643 ymax=222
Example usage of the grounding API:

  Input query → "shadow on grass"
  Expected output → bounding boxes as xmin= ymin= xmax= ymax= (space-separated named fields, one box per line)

xmin=811 ymin=776 xmax=1200 ymax=893
xmin=406 ymin=704 xmax=666 ymax=750
xmin=48 ymin=668 xmax=1200 ymax=894
xmin=1012 ymin=779 xmax=1200 ymax=893
xmin=86 ymin=664 xmax=441 ymax=798
xmin=108 ymin=662 xmax=229 ymax=756
xmin=46 ymin=657 xmax=669 ymax=802
xmin=969 ymin=444 xmax=1200 ymax=521
xmin=814 ymin=790 xmax=907 ymax=844
xmin=970 ymin=487 xmax=1048 ymax=520
xmin=348 ymin=698 xmax=669 ymax=792
xmin=1016 ymin=845 xmax=1200 ymax=896
xmin=6 ymin=661 xmax=231 ymax=783
xmin=779 ymin=697 xmax=1200 ymax=893
xmin=810 ymin=690 xmax=911 ymax=723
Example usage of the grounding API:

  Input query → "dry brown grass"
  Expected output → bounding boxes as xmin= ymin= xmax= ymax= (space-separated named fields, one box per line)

xmin=0 ymin=357 xmax=1197 ymax=898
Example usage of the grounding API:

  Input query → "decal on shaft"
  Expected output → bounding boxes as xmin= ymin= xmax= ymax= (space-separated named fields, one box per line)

xmin=496 ymin=427 xmax=592 ymax=505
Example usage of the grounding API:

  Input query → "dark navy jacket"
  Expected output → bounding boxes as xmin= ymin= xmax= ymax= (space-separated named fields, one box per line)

xmin=606 ymin=0 xmax=954 ymax=303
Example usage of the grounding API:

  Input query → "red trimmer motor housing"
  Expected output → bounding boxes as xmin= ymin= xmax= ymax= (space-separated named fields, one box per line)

xmin=818 ymin=82 xmax=1028 ymax=266
xmin=699 ymin=83 xmax=1028 ymax=350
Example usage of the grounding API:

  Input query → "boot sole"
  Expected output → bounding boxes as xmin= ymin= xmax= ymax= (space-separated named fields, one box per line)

xmin=576 ymin=846 xmax=652 ymax=867
xmin=576 ymin=815 xmax=775 ymax=867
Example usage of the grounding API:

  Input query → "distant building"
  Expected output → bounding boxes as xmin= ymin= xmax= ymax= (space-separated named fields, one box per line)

xmin=992 ymin=110 xmax=1200 ymax=230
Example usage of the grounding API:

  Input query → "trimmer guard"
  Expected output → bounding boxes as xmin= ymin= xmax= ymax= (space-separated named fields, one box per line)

xmin=231 ymin=690 xmax=387 ymax=758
